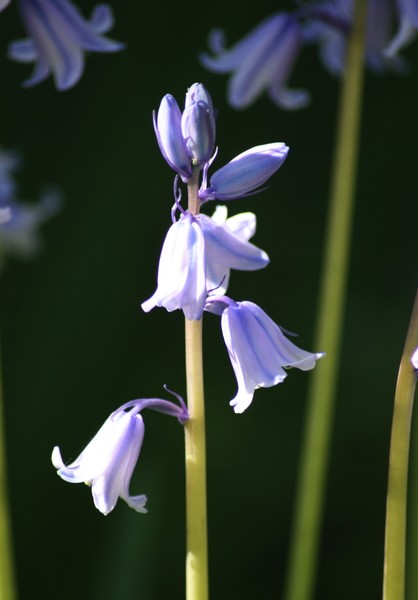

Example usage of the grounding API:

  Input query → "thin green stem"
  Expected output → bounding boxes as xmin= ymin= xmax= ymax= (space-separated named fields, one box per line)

xmin=283 ymin=3 xmax=367 ymax=600
xmin=383 ymin=289 xmax=418 ymax=600
xmin=0 ymin=341 xmax=17 ymax=600
xmin=184 ymin=167 xmax=208 ymax=600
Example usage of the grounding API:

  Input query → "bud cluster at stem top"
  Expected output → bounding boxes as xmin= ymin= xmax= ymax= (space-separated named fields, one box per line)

xmin=154 ymin=82 xmax=216 ymax=182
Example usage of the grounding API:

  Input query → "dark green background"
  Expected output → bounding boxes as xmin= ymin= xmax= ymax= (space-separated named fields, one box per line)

xmin=0 ymin=1 xmax=417 ymax=599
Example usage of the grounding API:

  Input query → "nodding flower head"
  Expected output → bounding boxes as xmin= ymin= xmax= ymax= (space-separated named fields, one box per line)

xmin=141 ymin=211 xmax=207 ymax=321
xmin=8 ymin=0 xmax=124 ymax=90
xmin=52 ymin=393 xmax=189 ymax=515
xmin=205 ymin=296 xmax=324 ymax=413
xmin=200 ymin=12 xmax=309 ymax=110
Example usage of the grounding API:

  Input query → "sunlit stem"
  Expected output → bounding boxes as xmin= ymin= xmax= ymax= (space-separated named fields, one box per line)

xmin=383 ymin=289 xmax=418 ymax=600
xmin=283 ymin=2 xmax=367 ymax=600
xmin=184 ymin=167 xmax=209 ymax=600
xmin=0 ymin=340 xmax=17 ymax=600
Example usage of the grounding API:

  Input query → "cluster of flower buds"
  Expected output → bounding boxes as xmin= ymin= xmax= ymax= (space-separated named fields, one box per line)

xmin=143 ymin=83 xmax=323 ymax=412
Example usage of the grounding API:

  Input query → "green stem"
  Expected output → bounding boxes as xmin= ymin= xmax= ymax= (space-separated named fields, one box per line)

xmin=0 ymin=342 xmax=17 ymax=600
xmin=184 ymin=168 xmax=209 ymax=600
xmin=383 ymin=289 xmax=418 ymax=600
xmin=283 ymin=3 xmax=367 ymax=600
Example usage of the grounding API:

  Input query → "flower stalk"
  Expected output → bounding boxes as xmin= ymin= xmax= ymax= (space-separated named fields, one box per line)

xmin=184 ymin=166 xmax=209 ymax=600
xmin=383 ymin=288 xmax=418 ymax=600
xmin=283 ymin=2 xmax=367 ymax=600
xmin=0 ymin=341 xmax=16 ymax=600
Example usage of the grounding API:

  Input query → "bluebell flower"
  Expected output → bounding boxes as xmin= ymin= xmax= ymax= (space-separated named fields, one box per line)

xmin=141 ymin=211 xmax=207 ymax=321
xmin=154 ymin=83 xmax=216 ymax=180
xmin=8 ymin=0 xmax=124 ymax=90
xmin=200 ymin=13 xmax=309 ymax=110
xmin=310 ymin=0 xmax=406 ymax=74
xmin=199 ymin=143 xmax=289 ymax=202
xmin=205 ymin=296 xmax=324 ymax=413
xmin=52 ymin=394 xmax=189 ymax=515
xmin=0 ymin=149 xmax=61 ymax=270
xmin=200 ymin=205 xmax=269 ymax=295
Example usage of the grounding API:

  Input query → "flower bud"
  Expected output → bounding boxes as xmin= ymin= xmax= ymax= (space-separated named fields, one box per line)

xmin=154 ymin=94 xmax=192 ymax=182
xmin=199 ymin=142 xmax=289 ymax=201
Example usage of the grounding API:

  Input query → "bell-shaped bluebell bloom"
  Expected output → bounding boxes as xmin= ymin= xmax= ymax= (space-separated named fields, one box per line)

xmin=154 ymin=94 xmax=193 ymax=183
xmin=199 ymin=142 xmax=289 ymax=202
xmin=141 ymin=211 xmax=207 ymax=320
xmin=385 ymin=0 xmax=418 ymax=57
xmin=205 ymin=296 xmax=324 ymax=413
xmin=0 ymin=149 xmax=61 ymax=270
xmin=200 ymin=13 xmax=309 ymax=110
xmin=200 ymin=205 xmax=269 ymax=295
xmin=52 ymin=394 xmax=189 ymax=515
xmin=181 ymin=83 xmax=216 ymax=166
xmin=8 ymin=0 xmax=124 ymax=90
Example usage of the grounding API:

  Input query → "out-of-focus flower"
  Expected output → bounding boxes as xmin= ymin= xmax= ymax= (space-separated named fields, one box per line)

xmin=385 ymin=0 xmax=418 ymax=57
xmin=200 ymin=205 xmax=269 ymax=294
xmin=0 ymin=149 xmax=61 ymax=270
xmin=8 ymin=0 xmax=124 ymax=90
xmin=141 ymin=211 xmax=207 ymax=321
xmin=0 ymin=208 xmax=11 ymax=224
xmin=205 ymin=296 xmax=324 ymax=413
xmin=52 ymin=394 xmax=189 ymax=515
xmin=154 ymin=83 xmax=216 ymax=180
xmin=200 ymin=12 xmax=309 ymax=110
xmin=309 ymin=0 xmax=406 ymax=74
xmin=199 ymin=143 xmax=289 ymax=202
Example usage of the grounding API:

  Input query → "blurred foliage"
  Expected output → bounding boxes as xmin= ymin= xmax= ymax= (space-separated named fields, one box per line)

xmin=0 ymin=1 xmax=416 ymax=599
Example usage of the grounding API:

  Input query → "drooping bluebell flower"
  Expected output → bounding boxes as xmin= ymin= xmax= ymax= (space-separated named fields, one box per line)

xmin=141 ymin=211 xmax=207 ymax=321
xmin=154 ymin=83 xmax=216 ymax=181
xmin=52 ymin=394 xmax=189 ymax=515
xmin=200 ymin=205 xmax=269 ymax=295
xmin=7 ymin=0 xmax=124 ymax=90
xmin=200 ymin=13 xmax=309 ymax=110
xmin=199 ymin=143 xmax=289 ymax=202
xmin=205 ymin=296 xmax=324 ymax=413
xmin=0 ymin=149 xmax=61 ymax=270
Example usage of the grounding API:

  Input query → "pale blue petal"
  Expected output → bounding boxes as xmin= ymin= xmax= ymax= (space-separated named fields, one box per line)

xmin=200 ymin=213 xmax=269 ymax=271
